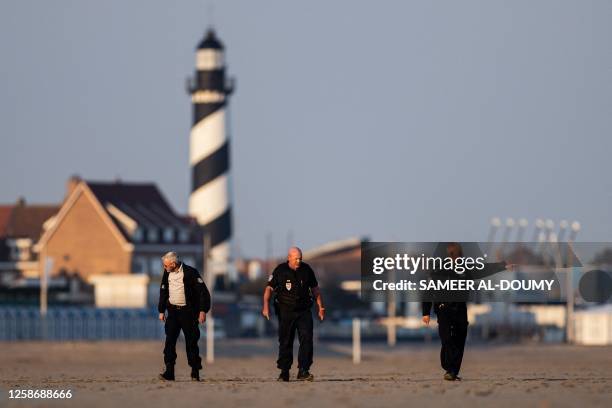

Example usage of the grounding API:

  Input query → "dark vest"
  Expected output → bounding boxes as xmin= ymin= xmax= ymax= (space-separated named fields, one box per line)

xmin=273 ymin=263 xmax=314 ymax=310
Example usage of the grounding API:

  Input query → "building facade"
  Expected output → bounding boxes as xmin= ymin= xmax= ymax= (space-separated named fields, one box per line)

xmin=35 ymin=177 xmax=203 ymax=281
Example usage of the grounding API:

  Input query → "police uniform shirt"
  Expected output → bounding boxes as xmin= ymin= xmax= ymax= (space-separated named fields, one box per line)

xmin=168 ymin=263 xmax=187 ymax=306
xmin=267 ymin=262 xmax=318 ymax=309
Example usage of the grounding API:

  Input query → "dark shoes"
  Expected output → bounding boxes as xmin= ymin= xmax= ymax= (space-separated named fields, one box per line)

xmin=277 ymin=369 xmax=314 ymax=382
xmin=277 ymin=369 xmax=290 ymax=382
xmin=297 ymin=369 xmax=314 ymax=381
xmin=443 ymin=371 xmax=461 ymax=381
xmin=159 ymin=365 xmax=201 ymax=381
xmin=159 ymin=365 xmax=175 ymax=381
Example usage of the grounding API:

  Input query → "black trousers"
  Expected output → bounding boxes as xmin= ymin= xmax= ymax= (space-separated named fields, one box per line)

xmin=436 ymin=303 xmax=468 ymax=376
xmin=277 ymin=307 xmax=313 ymax=371
xmin=163 ymin=307 xmax=202 ymax=369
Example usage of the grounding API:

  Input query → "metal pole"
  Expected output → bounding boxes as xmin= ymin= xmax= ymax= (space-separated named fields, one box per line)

xmin=387 ymin=269 xmax=396 ymax=347
xmin=484 ymin=217 xmax=502 ymax=306
xmin=499 ymin=218 xmax=515 ymax=253
xmin=545 ymin=219 xmax=555 ymax=243
xmin=557 ymin=220 xmax=568 ymax=243
xmin=516 ymin=218 xmax=528 ymax=242
xmin=40 ymin=257 xmax=52 ymax=340
xmin=532 ymin=218 xmax=543 ymax=241
xmin=487 ymin=217 xmax=501 ymax=254
xmin=352 ymin=318 xmax=361 ymax=364
xmin=40 ymin=256 xmax=52 ymax=317
xmin=500 ymin=218 xmax=515 ymax=339
xmin=565 ymin=253 xmax=574 ymax=344
xmin=206 ymin=315 xmax=215 ymax=364
xmin=565 ymin=221 xmax=580 ymax=344
xmin=204 ymin=234 xmax=214 ymax=364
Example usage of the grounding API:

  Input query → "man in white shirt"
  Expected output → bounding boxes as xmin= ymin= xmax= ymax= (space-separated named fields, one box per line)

xmin=158 ymin=251 xmax=210 ymax=381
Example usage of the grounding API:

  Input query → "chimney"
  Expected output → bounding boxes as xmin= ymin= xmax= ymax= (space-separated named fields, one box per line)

xmin=66 ymin=175 xmax=81 ymax=199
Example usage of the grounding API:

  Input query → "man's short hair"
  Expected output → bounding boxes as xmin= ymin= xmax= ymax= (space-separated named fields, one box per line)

xmin=161 ymin=251 xmax=179 ymax=263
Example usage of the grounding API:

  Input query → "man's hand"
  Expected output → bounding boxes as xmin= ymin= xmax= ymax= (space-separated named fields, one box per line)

xmin=422 ymin=315 xmax=430 ymax=326
xmin=318 ymin=307 xmax=325 ymax=321
xmin=198 ymin=311 xmax=206 ymax=324
xmin=262 ymin=305 xmax=270 ymax=320
xmin=159 ymin=313 xmax=166 ymax=322
xmin=505 ymin=261 xmax=516 ymax=271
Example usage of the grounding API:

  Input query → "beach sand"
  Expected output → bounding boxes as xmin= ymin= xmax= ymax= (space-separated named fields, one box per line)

xmin=0 ymin=340 xmax=610 ymax=407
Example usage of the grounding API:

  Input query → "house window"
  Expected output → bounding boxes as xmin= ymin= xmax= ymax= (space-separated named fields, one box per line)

xmin=131 ymin=256 xmax=147 ymax=273
xmin=8 ymin=242 xmax=18 ymax=261
xmin=7 ymin=238 xmax=32 ymax=261
xmin=182 ymin=256 xmax=196 ymax=268
xmin=150 ymin=257 xmax=162 ymax=276
xmin=178 ymin=229 xmax=190 ymax=243
xmin=133 ymin=227 xmax=144 ymax=242
xmin=163 ymin=227 xmax=174 ymax=243
xmin=147 ymin=228 xmax=159 ymax=243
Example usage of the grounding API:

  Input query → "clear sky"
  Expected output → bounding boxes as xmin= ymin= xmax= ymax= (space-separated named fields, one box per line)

xmin=1 ymin=1 xmax=611 ymax=257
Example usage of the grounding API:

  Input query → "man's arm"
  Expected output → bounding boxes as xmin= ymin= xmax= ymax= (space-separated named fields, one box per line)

xmin=262 ymin=268 xmax=279 ymax=320
xmin=158 ymin=272 xmax=169 ymax=321
xmin=422 ymin=302 xmax=432 ymax=325
xmin=262 ymin=286 xmax=273 ymax=320
xmin=195 ymin=272 xmax=211 ymax=314
xmin=187 ymin=267 xmax=210 ymax=324
xmin=312 ymin=286 xmax=325 ymax=321
xmin=306 ymin=265 xmax=325 ymax=320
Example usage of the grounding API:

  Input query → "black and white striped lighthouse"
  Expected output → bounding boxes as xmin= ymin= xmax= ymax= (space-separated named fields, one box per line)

xmin=188 ymin=29 xmax=234 ymax=278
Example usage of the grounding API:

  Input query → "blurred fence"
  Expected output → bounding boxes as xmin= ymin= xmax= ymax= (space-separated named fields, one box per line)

xmin=0 ymin=307 xmax=164 ymax=341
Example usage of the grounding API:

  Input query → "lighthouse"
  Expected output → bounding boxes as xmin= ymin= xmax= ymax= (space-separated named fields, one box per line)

xmin=188 ymin=29 xmax=234 ymax=280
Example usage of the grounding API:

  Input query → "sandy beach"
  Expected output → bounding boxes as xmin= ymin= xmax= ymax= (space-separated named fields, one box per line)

xmin=0 ymin=339 xmax=610 ymax=407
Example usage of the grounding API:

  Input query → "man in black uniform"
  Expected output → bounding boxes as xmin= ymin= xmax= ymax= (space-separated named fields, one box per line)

xmin=422 ymin=242 xmax=509 ymax=381
xmin=262 ymin=247 xmax=325 ymax=382
xmin=158 ymin=251 xmax=211 ymax=381
xmin=422 ymin=300 xmax=469 ymax=381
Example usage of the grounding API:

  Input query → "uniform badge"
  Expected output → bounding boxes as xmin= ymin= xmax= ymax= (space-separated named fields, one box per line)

xmin=197 ymin=277 xmax=203 ymax=283
xmin=285 ymin=280 xmax=292 ymax=291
